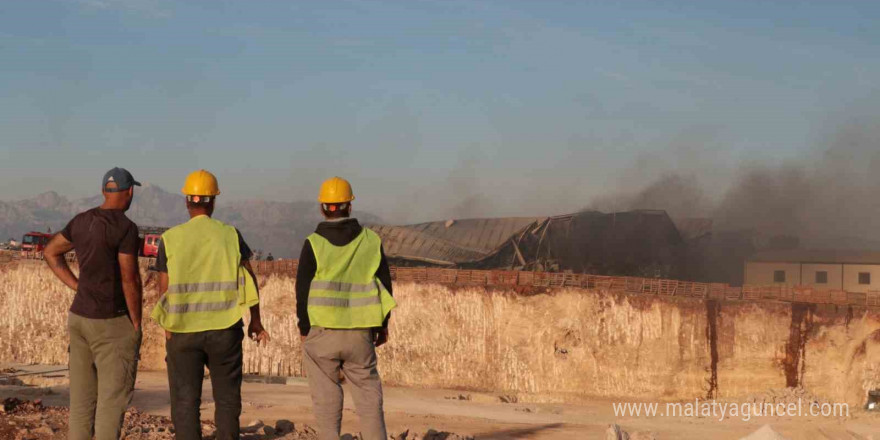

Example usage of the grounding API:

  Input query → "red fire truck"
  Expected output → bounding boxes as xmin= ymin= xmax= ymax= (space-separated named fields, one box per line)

xmin=139 ymin=227 xmax=168 ymax=258
xmin=20 ymin=232 xmax=52 ymax=257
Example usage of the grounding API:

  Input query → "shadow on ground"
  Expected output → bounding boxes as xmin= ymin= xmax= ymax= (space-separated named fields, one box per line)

xmin=472 ymin=423 xmax=566 ymax=439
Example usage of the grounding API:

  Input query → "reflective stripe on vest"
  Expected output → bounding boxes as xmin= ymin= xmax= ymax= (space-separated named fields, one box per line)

xmin=309 ymin=295 xmax=381 ymax=308
xmin=310 ymin=280 xmax=378 ymax=293
xmin=307 ymin=228 xmax=397 ymax=329
xmin=150 ymin=216 xmax=259 ymax=333
xmin=167 ymin=281 xmax=239 ymax=294
xmin=160 ymin=297 xmax=238 ymax=314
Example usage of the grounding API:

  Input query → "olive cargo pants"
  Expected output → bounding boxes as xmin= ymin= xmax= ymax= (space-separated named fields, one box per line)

xmin=303 ymin=327 xmax=387 ymax=440
xmin=165 ymin=323 xmax=244 ymax=440
xmin=68 ymin=312 xmax=141 ymax=440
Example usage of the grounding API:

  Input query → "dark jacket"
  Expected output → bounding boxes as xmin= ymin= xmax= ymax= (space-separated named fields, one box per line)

xmin=295 ymin=218 xmax=392 ymax=336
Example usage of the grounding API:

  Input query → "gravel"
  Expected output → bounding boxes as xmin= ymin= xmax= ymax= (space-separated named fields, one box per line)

xmin=0 ymin=398 xmax=474 ymax=440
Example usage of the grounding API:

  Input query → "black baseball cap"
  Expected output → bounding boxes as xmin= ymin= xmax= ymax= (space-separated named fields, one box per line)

xmin=102 ymin=167 xmax=141 ymax=192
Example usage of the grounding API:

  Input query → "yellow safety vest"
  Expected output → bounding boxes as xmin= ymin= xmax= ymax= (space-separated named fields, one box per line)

xmin=307 ymin=228 xmax=397 ymax=329
xmin=150 ymin=215 xmax=259 ymax=333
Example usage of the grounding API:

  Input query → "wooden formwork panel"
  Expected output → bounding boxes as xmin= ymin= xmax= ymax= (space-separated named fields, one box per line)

xmin=655 ymin=280 xmax=669 ymax=296
xmin=607 ymin=276 xmax=626 ymax=293
xmin=792 ymin=287 xmax=813 ymax=303
xmin=708 ymin=284 xmax=727 ymax=300
xmin=490 ymin=270 xmax=518 ymax=286
xmin=517 ymin=271 xmax=535 ymax=286
xmin=233 ymin=261 xmax=880 ymax=309
xmin=412 ymin=268 xmax=428 ymax=282
xmin=599 ymin=276 xmax=617 ymax=290
xmin=811 ymin=290 xmax=831 ymax=304
xmin=454 ymin=270 xmax=472 ymax=285
xmin=778 ymin=286 xmax=795 ymax=302
xmin=532 ymin=272 xmax=551 ymax=287
xmin=829 ymin=290 xmax=848 ymax=305
xmin=742 ymin=286 xmax=760 ymax=301
xmin=548 ymin=273 xmax=567 ymax=288
xmin=848 ymin=292 xmax=867 ymax=306
xmin=397 ymin=268 xmax=428 ymax=282
xmin=288 ymin=263 xmax=297 ymax=276
xmin=563 ymin=273 xmax=581 ymax=287
xmin=759 ymin=286 xmax=792 ymax=301
xmin=725 ymin=287 xmax=742 ymax=300
xmin=660 ymin=280 xmax=679 ymax=296
xmin=582 ymin=275 xmax=609 ymax=290
xmin=754 ymin=286 xmax=767 ymax=299
xmin=675 ymin=282 xmax=692 ymax=297
xmin=624 ymin=277 xmax=642 ymax=294
xmin=393 ymin=268 xmax=410 ymax=282
xmin=252 ymin=260 xmax=297 ymax=277
xmin=642 ymin=279 xmax=661 ymax=295
xmin=691 ymin=283 xmax=708 ymax=298
xmin=470 ymin=270 xmax=490 ymax=285
xmin=427 ymin=268 xmax=457 ymax=284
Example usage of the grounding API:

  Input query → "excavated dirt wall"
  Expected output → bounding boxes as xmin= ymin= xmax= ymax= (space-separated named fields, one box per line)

xmin=2 ymin=262 xmax=880 ymax=406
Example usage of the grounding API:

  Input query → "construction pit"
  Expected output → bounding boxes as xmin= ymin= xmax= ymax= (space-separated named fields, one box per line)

xmin=2 ymin=260 xmax=880 ymax=439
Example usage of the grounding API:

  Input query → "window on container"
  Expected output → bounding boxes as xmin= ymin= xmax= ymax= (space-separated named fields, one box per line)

xmin=859 ymin=272 xmax=871 ymax=285
xmin=773 ymin=270 xmax=786 ymax=283
xmin=815 ymin=271 xmax=828 ymax=284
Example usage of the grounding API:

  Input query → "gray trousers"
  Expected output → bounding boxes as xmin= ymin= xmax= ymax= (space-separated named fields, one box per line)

xmin=68 ymin=312 xmax=141 ymax=440
xmin=303 ymin=327 xmax=387 ymax=440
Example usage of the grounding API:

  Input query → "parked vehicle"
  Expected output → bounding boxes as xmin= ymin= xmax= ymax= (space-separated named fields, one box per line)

xmin=138 ymin=226 xmax=168 ymax=258
xmin=142 ymin=234 xmax=162 ymax=258
xmin=21 ymin=232 xmax=52 ymax=257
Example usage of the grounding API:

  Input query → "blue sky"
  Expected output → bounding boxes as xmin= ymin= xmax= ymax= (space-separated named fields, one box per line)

xmin=1 ymin=1 xmax=879 ymax=221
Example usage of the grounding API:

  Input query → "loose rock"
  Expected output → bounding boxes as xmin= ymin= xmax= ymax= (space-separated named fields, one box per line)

xmin=276 ymin=419 xmax=296 ymax=434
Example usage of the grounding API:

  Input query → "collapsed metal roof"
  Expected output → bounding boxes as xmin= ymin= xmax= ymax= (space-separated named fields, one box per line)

xmin=674 ymin=218 xmax=714 ymax=241
xmin=369 ymin=210 xmax=686 ymax=276
xmin=369 ymin=217 xmax=542 ymax=266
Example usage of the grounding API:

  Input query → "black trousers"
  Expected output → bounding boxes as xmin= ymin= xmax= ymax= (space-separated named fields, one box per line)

xmin=166 ymin=322 xmax=244 ymax=440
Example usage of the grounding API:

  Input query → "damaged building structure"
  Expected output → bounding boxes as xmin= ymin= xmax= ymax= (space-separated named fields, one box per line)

xmin=369 ymin=210 xmax=686 ymax=279
xmin=371 ymin=210 xmax=880 ymax=286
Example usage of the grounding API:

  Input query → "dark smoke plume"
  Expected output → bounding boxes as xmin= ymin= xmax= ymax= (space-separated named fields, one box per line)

xmin=592 ymin=119 xmax=880 ymax=249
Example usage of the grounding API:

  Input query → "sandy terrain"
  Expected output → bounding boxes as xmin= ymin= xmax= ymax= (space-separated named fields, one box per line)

xmin=6 ymin=261 xmax=880 ymax=409
xmin=3 ymin=262 xmax=880 ymax=438
xmin=2 ymin=366 xmax=879 ymax=439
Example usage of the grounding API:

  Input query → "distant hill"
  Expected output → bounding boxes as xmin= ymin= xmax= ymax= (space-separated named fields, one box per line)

xmin=0 ymin=185 xmax=381 ymax=258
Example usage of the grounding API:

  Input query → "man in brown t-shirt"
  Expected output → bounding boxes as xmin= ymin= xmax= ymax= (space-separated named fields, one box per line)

xmin=44 ymin=167 xmax=144 ymax=440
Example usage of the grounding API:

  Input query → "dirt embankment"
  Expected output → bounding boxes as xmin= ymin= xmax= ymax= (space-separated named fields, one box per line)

xmin=2 ymin=262 xmax=880 ymax=406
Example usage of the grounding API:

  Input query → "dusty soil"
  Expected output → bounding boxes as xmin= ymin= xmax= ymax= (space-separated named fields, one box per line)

xmin=0 ymin=398 xmax=472 ymax=440
xmin=1 ymin=367 xmax=879 ymax=439
xmin=6 ymin=263 xmax=880 ymax=409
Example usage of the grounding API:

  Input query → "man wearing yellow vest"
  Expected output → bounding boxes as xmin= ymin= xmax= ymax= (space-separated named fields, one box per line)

xmin=151 ymin=170 xmax=269 ymax=440
xmin=296 ymin=177 xmax=397 ymax=440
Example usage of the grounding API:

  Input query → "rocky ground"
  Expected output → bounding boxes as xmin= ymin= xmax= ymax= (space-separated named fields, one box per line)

xmin=3 ymin=366 xmax=880 ymax=440
xmin=0 ymin=398 xmax=474 ymax=440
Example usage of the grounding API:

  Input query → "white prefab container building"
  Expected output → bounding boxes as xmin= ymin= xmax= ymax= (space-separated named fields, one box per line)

xmin=744 ymin=249 xmax=880 ymax=292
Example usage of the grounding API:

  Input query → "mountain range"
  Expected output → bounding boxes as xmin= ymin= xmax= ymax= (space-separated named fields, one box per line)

xmin=0 ymin=185 xmax=380 ymax=258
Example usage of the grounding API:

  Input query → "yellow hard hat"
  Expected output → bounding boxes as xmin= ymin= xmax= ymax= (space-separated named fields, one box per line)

xmin=318 ymin=176 xmax=355 ymax=203
xmin=181 ymin=169 xmax=221 ymax=196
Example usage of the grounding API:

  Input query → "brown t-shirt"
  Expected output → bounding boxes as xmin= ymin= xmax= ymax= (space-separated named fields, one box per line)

xmin=61 ymin=208 xmax=140 ymax=319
